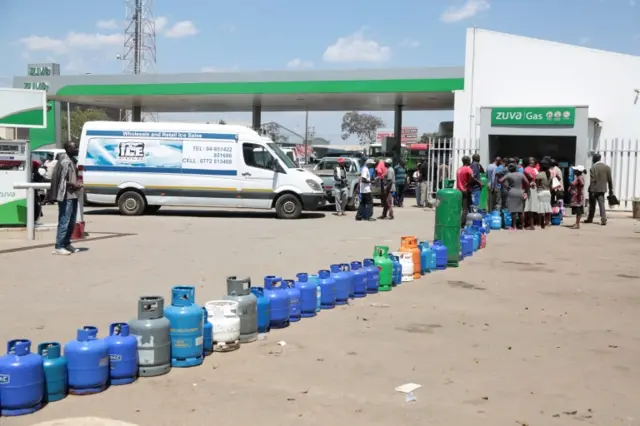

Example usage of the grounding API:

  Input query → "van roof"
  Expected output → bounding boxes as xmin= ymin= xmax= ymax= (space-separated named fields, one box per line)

xmin=82 ymin=121 xmax=263 ymax=139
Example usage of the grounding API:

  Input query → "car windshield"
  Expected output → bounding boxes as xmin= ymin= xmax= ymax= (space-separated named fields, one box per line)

xmin=314 ymin=159 xmax=356 ymax=173
xmin=267 ymin=143 xmax=297 ymax=168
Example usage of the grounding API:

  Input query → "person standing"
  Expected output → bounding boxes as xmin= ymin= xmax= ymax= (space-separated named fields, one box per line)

xmin=469 ymin=154 xmax=484 ymax=209
xmin=356 ymin=159 xmax=376 ymax=221
xmin=418 ymin=158 xmax=429 ymax=207
xmin=569 ymin=165 xmax=586 ymax=229
xmin=48 ymin=141 xmax=82 ymax=255
xmin=524 ymin=157 xmax=539 ymax=230
xmin=550 ymin=158 xmax=564 ymax=204
xmin=394 ymin=160 xmax=407 ymax=207
xmin=333 ymin=158 xmax=349 ymax=216
xmin=486 ymin=157 xmax=502 ymax=211
xmin=456 ymin=156 xmax=474 ymax=227
xmin=536 ymin=160 xmax=553 ymax=228
xmin=379 ymin=158 xmax=395 ymax=220
xmin=585 ymin=153 xmax=614 ymax=225
xmin=500 ymin=163 xmax=528 ymax=230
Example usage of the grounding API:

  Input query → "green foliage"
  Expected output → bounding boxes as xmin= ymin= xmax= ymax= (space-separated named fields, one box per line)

xmin=262 ymin=122 xmax=290 ymax=143
xmin=61 ymin=107 xmax=111 ymax=142
xmin=340 ymin=111 xmax=385 ymax=145
xmin=419 ymin=132 xmax=439 ymax=142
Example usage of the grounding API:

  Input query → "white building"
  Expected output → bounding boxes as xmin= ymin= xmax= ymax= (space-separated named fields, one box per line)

xmin=454 ymin=28 xmax=640 ymax=207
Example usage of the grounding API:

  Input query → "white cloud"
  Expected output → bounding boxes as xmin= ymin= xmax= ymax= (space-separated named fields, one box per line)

xmin=165 ymin=21 xmax=198 ymax=38
xmin=440 ymin=0 xmax=490 ymax=23
xmin=155 ymin=17 xmax=168 ymax=33
xmin=400 ymin=39 xmax=420 ymax=48
xmin=323 ymin=31 xmax=390 ymax=63
xmin=286 ymin=58 xmax=314 ymax=69
xmin=96 ymin=19 xmax=120 ymax=30
xmin=19 ymin=32 xmax=124 ymax=55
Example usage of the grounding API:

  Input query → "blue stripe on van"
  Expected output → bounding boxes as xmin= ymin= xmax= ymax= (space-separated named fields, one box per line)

xmin=83 ymin=165 xmax=238 ymax=176
xmin=85 ymin=130 xmax=237 ymax=140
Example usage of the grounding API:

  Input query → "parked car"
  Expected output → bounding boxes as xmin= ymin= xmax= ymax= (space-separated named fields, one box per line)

xmin=312 ymin=157 xmax=380 ymax=210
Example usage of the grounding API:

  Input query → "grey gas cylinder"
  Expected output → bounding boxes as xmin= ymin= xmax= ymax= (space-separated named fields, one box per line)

xmin=223 ymin=276 xmax=258 ymax=343
xmin=466 ymin=211 xmax=484 ymax=227
xmin=129 ymin=296 xmax=171 ymax=377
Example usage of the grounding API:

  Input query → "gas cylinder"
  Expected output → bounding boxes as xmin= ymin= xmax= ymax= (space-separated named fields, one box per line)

xmin=318 ymin=269 xmax=336 ymax=309
xmin=434 ymin=181 xmax=462 ymax=267
xmin=490 ymin=210 xmax=502 ymax=230
xmin=373 ymin=246 xmax=393 ymax=291
xmin=551 ymin=213 xmax=562 ymax=226
xmin=202 ymin=308 xmax=213 ymax=356
xmin=164 ymin=286 xmax=204 ymax=368
xmin=418 ymin=241 xmax=433 ymax=274
xmin=64 ymin=326 xmax=109 ymax=395
xmin=483 ymin=213 xmax=492 ymax=234
xmin=479 ymin=228 xmax=487 ymax=249
xmin=37 ymin=342 xmax=67 ymax=403
xmin=395 ymin=251 xmax=414 ymax=282
xmin=461 ymin=232 xmax=474 ymax=258
xmin=503 ymin=209 xmax=512 ymax=228
xmin=341 ymin=263 xmax=356 ymax=298
xmin=224 ymin=276 xmax=258 ymax=343
xmin=129 ymin=296 xmax=171 ymax=377
xmin=250 ymin=287 xmax=271 ymax=333
xmin=104 ymin=323 xmax=138 ymax=386
xmin=432 ymin=241 xmax=448 ymax=270
xmin=350 ymin=261 xmax=368 ymax=297
xmin=427 ymin=243 xmax=437 ymax=271
xmin=284 ymin=279 xmax=301 ymax=322
xmin=0 ymin=339 xmax=44 ymax=416
xmin=400 ymin=236 xmax=421 ymax=279
xmin=308 ymin=274 xmax=321 ymax=312
xmin=466 ymin=211 xmax=483 ymax=228
xmin=459 ymin=236 xmax=466 ymax=260
xmin=329 ymin=264 xmax=349 ymax=305
xmin=264 ymin=276 xmax=291 ymax=328
xmin=205 ymin=300 xmax=241 ymax=352
xmin=388 ymin=254 xmax=399 ymax=285
xmin=363 ymin=258 xmax=379 ymax=293
xmin=479 ymin=173 xmax=489 ymax=211
xmin=394 ymin=255 xmax=403 ymax=284
xmin=295 ymin=273 xmax=318 ymax=318
xmin=466 ymin=226 xmax=480 ymax=252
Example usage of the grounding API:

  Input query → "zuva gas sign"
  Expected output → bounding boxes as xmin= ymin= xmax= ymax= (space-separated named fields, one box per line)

xmin=491 ymin=107 xmax=575 ymax=126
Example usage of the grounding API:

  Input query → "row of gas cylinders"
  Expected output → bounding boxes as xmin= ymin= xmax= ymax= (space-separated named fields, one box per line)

xmin=0 ymin=233 xmax=492 ymax=417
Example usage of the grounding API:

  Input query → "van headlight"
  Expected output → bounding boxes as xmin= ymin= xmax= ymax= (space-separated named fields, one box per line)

xmin=306 ymin=179 xmax=322 ymax=192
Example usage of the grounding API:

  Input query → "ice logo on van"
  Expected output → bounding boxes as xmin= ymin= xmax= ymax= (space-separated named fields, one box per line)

xmin=118 ymin=142 xmax=145 ymax=163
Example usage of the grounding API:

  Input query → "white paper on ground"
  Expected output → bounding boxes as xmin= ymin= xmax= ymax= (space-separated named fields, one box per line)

xmin=395 ymin=383 xmax=422 ymax=393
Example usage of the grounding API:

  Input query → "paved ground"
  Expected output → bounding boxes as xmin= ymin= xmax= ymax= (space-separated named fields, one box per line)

xmin=1 ymin=205 xmax=639 ymax=426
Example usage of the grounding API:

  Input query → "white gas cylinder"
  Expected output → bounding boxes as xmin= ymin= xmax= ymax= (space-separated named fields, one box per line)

xmin=205 ymin=300 xmax=241 ymax=352
xmin=394 ymin=251 xmax=414 ymax=282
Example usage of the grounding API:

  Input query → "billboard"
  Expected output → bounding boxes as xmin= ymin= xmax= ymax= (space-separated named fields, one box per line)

xmin=0 ymin=88 xmax=48 ymax=129
xmin=375 ymin=127 xmax=418 ymax=144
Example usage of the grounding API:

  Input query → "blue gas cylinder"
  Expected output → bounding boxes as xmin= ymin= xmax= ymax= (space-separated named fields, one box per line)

xmin=395 ymin=255 xmax=403 ymax=283
xmin=470 ymin=227 xmax=480 ymax=251
xmin=502 ymin=209 xmax=512 ymax=228
xmin=284 ymin=279 xmax=301 ymax=322
xmin=202 ymin=308 xmax=213 ymax=356
xmin=264 ymin=276 xmax=290 ymax=328
xmin=432 ymin=241 xmax=447 ymax=270
xmin=37 ymin=342 xmax=67 ymax=403
xmin=551 ymin=213 xmax=562 ymax=226
xmin=104 ymin=323 xmax=138 ymax=386
xmin=330 ymin=264 xmax=350 ymax=305
xmin=308 ymin=274 xmax=321 ymax=312
xmin=418 ymin=241 xmax=433 ymax=274
xmin=490 ymin=210 xmax=502 ymax=230
xmin=390 ymin=254 xmax=402 ymax=285
xmin=461 ymin=232 xmax=474 ymax=258
xmin=164 ymin=286 xmax=204 ymax=368
xmin=250 ymin=287 xmax=271 ymax=333
xmin=0 ymin=339 xmax=44 ymax=416
xmin=459 ymin=236 xmax=466 ymax=260
xmin=427 ymin=244 xmax=437 ymax=270
xmin=65 ymin=326 xmax=109 ymax=395
xmin=363 ymin=258 xmax=379 ymax=293
xmin=295 ymin=273 xmax=317 ymax=318
xmin=318 ymin=269 xmax=336 ymax=309
xmin=350 ymin=261 xmax=367 ymax=297
xmin=341 ymin=263 xmax=356 ymax=298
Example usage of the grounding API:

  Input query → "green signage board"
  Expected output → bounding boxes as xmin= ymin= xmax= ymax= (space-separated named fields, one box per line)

xmin=491 ymin=107 xmax=575 ymax=126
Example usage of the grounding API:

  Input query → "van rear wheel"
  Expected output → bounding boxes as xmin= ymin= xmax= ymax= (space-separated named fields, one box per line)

xmin=275 ymin=194 xmax=302 ymax=219
xmin=118 ymin=191 xmax=146 ymax=216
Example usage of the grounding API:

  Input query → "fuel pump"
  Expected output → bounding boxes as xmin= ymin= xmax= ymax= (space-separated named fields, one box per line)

xmin=0 ymin=140 xmax=31 ymax=226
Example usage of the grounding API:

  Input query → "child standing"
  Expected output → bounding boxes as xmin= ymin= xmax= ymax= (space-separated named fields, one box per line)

xmin=569 ymin=165 xmax=586 ymax=229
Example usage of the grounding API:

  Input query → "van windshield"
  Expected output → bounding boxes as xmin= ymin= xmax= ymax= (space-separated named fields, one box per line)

xmin=268 ymin=143 xmax=297 ymax=169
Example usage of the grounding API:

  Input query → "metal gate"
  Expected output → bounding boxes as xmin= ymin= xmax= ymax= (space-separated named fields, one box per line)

xmin=595 ymin=138 xmax=640 ymax=210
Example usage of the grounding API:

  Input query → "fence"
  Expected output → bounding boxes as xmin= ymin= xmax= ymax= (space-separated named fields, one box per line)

xmin=415 ymin=137 xmax=640 ymax=211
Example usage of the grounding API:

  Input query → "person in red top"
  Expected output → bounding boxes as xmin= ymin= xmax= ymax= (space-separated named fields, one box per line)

xmin=569 ymin=165 xmax=586 ymax=229
xmin=456 ymin=156 xmax=477 ymax=227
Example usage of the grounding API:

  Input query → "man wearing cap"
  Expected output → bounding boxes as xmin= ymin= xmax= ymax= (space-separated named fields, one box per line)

xmin=333 ymin=157 xmax=349 ymax=216
xmin=356 ymin=159 xmax=376 ymax=221
xmin=379 ymin=158 xmax=395 ymax=220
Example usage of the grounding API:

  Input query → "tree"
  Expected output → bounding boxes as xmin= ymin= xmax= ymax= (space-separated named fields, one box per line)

xmin=218 ymin=119 xmax=226 ymax=124
xmin=261 ymin=122 xmax=289 ymax=143
xmin=340 ymin=111 xmax=385 ymax=145
xmin=419 ymin=132 xmax=439 ymax=142
xmin=61 ymin=107 xmax=111 ymax=142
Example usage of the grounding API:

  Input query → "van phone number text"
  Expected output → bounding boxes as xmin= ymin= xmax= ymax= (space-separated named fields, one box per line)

xmin=193 ymin=145 xmax=232 ymax=153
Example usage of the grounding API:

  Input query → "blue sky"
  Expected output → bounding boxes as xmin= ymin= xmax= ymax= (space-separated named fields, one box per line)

xmin=0 ymin=0 xmax=638 ymax=143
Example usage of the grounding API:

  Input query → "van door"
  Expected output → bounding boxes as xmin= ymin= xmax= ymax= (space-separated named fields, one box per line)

xmin=239 ymin=142 xmax=278 ymax=208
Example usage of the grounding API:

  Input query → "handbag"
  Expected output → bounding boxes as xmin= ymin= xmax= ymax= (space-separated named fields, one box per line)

xmin=551 ymin=176 xmax=562 ymax=191
xmin=607 ymin=194 xmax=619 ymax=207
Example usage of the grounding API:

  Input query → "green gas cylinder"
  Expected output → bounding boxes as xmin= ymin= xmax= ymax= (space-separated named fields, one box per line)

xmin=373 ymin=245 xmax=393 ymax=291
xmin=434 ymin=180 xmax=462 ymax=267
xmin=479 ymin=173 xmax=489 ymax=211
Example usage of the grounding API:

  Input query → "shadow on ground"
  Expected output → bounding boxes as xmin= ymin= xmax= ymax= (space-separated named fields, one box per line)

xmin=85 ymin=208 xmax=326 ymax=220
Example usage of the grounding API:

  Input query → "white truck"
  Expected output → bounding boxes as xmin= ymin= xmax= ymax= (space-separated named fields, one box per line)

xmin=78 ymin=121 xmax=325 ymax=219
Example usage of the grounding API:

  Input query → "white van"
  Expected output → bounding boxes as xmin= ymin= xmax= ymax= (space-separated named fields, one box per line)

xmin=78 ymin=121 xmax=325 ymax=219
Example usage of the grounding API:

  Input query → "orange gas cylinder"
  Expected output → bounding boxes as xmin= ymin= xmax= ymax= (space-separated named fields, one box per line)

xmin=400 ymin=236 xmax=421 ymax=279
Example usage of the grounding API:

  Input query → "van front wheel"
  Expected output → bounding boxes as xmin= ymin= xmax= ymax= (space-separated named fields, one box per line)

xmin=118 ymin=191 xmax=147 ymax=216
xmin=275 ymin=194 xmax=302 ymax=219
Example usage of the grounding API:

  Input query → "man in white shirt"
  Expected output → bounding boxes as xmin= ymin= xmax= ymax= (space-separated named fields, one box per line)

xmin=356 ymin=159 xmax=376 ymax=221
